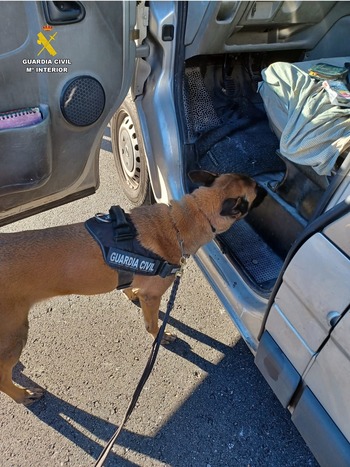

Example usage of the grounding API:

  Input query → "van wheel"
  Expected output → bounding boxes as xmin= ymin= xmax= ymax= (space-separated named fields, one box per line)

xmin=111 ymin=96 xmax=153 ymax=206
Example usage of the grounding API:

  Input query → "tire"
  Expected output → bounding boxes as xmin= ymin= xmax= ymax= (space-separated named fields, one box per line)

xmin=111 ymin=95 xmax=153 ymax=206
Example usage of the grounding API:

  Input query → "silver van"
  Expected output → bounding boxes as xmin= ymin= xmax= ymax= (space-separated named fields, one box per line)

xmin=1 ymin=2 xmax=350 ymax=465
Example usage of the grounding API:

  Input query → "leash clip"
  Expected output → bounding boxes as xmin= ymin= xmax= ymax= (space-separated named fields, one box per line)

xmin=176 ymin=255 xmax=187 ymax=277
xmin=175 ymin=239 xmax=188 ymax=277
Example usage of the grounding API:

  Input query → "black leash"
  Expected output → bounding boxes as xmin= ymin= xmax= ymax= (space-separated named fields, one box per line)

xmin=94 ymin=260 xmax=185 ymax=467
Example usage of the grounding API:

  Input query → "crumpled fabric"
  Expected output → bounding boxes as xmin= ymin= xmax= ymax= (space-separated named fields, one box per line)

xmin=259 ymin=62 xmax=350 ymax=175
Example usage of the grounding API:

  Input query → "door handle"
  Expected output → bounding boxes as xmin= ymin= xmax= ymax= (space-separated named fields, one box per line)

xmin=327 ymin=311 xmax=341 ymax=327
xmin=43 ymin=1 xmax=85 ymax=25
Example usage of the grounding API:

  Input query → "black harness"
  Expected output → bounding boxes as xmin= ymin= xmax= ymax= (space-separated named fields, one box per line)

xmin=85 ymin=205 xmax=181 ymax=289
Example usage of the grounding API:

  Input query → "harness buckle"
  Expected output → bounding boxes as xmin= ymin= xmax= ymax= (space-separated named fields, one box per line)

xmin=157 ymin=261 xmax=181 ymax=278
xmin=95 ymin=212 xmax=111 ymax=223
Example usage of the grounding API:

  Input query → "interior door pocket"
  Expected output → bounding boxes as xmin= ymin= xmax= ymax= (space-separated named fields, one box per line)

xmin=0 ymin=105 xmax=52 ymax=195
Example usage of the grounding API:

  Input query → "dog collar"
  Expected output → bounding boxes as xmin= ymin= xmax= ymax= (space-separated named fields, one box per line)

xmin=190 ymin=194 xmax=217 ymax=234
xmin=168 ymin=204 xmax=192 ymax=260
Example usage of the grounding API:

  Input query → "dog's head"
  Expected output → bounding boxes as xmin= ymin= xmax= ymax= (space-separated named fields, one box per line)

xmin=188 ymin=170 xmax=266 ymax=233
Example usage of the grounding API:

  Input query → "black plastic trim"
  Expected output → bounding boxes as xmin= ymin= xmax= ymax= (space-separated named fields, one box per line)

xmin=0 ymin=187 xmax=95 ymax=227
xmin=255 ymin=331 xmax=300 ymax=408
xmin=292 ymin=387 xmax=350 ymax=467
xmin=43 ymin=1 xmax=85 ymax=25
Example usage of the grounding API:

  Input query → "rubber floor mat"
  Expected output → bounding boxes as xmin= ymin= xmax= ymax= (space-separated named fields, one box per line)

xmin=198 ymin=116 xmax=285 ymax=177
xmin=218 ymin=219 xmax=283 ymax=292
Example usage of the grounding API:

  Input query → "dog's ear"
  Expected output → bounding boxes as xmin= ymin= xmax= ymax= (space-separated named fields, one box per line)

xmin=220 ymin=197 xmax=249 ymax=217
xmin=188 ymin=170 xmax=219 ymax=187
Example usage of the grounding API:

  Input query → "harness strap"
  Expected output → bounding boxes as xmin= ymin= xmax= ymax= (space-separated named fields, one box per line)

xmin=109 ymin=205 xmax=133 ymax=238
xmin=116 ymin=270 xmax=134 ymax=290
xmin=85 ymin=206 xmax=182 ymax=288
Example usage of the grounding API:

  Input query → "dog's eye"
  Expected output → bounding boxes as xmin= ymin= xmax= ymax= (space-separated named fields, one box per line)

xmin=236 ymin=197 xmax=249 ymax=215
xmin=220 ymin=197 xmax=249 ymax=217
xmin=220 ymin=198 xmax=238 ymax=216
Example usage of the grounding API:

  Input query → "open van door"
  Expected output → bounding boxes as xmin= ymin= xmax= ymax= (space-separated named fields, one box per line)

xmin=0 ymin=1 xmax=136 ymax=225
xmin=255 ymin=196 xmax=350 ymax=466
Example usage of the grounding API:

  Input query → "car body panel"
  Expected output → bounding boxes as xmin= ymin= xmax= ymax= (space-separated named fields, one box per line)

xmin=0 ymin=0 xmax=136 ymax=225
xmin=194 ymin=241 xmax=268 ymax=352
xmin=324 ymin=211 xmax=350 ymax=256
xmin=303 ymin=310 xmax=350 ymax=444
xmin=266 ymin=233 xmax=350 ymax=374
xmin=134 ymin=1 xmax=185 ymax=204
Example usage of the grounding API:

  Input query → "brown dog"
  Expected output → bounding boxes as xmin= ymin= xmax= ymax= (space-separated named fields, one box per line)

xmin=0 ymin=170 xmax=264 ymax=405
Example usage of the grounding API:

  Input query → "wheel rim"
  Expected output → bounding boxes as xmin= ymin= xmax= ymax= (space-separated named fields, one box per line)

xmin=118 ymin=114 xmax=141 ymax=191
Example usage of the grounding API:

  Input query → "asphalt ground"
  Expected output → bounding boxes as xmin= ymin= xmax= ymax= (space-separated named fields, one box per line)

xmin=0 ymin=129 xmax=318 ymax=467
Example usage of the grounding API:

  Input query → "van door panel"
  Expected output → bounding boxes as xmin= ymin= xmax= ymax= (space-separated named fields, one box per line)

xmin=266 ymin=233 xmax=350 ymax=374
xmin=0 ymin=1 xmax=136 ymax=223
xmin=303 ymin=310 xmax=350 ymax=443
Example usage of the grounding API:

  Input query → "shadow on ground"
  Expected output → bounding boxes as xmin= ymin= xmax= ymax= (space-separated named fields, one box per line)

xmin=15 ymin=308 xmax=317 ymax=467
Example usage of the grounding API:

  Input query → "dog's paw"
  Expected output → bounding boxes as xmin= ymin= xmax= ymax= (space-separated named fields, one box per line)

xmin=21 ymin=387 xmax=45 ymax=406
xmin=161 ymin=331 xmax=177 ymax=345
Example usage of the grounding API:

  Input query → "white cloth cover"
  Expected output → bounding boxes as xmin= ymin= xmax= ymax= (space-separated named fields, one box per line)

xmin=259 ymin=61 xmax=350 ymax=175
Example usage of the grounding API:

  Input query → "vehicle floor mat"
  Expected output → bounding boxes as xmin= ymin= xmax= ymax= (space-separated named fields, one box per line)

xmin=198 ymin=114 xmax=285 ymax=177
xmin=184 ymin=64 xmax=285 ymax=177
xmin=218 ymin=219 xmax=283 ymax=292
